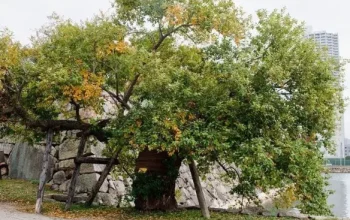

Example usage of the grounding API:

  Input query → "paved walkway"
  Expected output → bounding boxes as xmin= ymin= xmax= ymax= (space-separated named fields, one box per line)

xmin=0 ymin=204 xmax=63 ymax=220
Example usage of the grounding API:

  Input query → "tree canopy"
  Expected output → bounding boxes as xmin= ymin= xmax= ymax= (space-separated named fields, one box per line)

xmin=0 ymin=0 xmax=344 ymax=216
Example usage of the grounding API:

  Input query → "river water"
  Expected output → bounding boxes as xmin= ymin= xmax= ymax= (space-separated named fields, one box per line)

xmin=328 ymin=173 xmax=350 ymax=217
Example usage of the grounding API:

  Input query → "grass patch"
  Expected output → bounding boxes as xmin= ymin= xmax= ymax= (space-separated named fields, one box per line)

xmin=0 ymin=179 xmax=291 ymax=219
xmin=0 ymin=179 xmax=49 ymax=203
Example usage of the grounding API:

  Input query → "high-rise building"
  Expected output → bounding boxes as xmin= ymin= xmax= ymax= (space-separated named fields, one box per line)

xmin=345 ymin=138 xmax=350 ymax=157
xmin=306 ymin=28 xmax=345 ymax=159
xmin=307 ymin=31 xmax=340 ymax=57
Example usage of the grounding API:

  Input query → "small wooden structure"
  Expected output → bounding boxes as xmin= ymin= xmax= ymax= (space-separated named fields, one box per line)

xmin=135 ymin=149 xmax=169 ymax=174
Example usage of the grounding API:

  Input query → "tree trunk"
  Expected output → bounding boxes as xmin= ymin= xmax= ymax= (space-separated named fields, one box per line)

xmin=65 ymin=134 xmax=88 ymax=211
xmin=85 ymin=147 xmax=122 ymax=206
xmin=134 ymin=149 xmax=182 ymax=211
xmin=35 ymin=129 xmax=53 ymax=214
xmin=189 ymin=158 xmax=210 ymax=219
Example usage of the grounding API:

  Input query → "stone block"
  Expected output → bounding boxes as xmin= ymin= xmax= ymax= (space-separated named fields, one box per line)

xmin=53 ymin=171 xmax=66 ymax=185
xmin=58 ymin=139 xmax=80 ymax=160
xmin=52 ymin=194 xmax=88 ymax=203
xmin=181 ymin=188 xmax=191 ymax=199
xmin=59 ymin=180 xmax=71 ymax=192
xmin=216 ymin=185 xmax=229 ymax=195
xmin=84 ymin=139 xmax=105 ymax=157
xmin=80 ymin=163 xmax=106 ymax=174
xmin=95 ymin=193 xmax=117 ymax=206
xmin=187 ymin=179 xmax=194 ymax=188
xmin=186 ymin=199 xmax=196 ymax=207
xmin=74 ymin=173 xmax=108 ymax=193
xmin=51 ymin=184 xmax=60 ymax=191
xmin=65 ymin=170 xmax=74 ymax=179
xmin=50 ymin=147 xmax=58 ymax=158
xmin=216 ymin=190 xmax=227 ymax=201
xmin=190 ymin=194 xmax=199 ymax=205
xmin=279 ymin=208 xmax=309 ymax=219
xmin=179 ymin=164 xmax=189 ymax=174
xmin=58 ymin=137 xmax=106 ymax=160
xmin=210 ymin=199 xmax=220 ymax=208
xmin=75 ymin=173 xmax=99 ymax=193
xmin=109 ymin=181 xmax=116 ymax=190
xmin=114 ymin=180 xmax=126 ymax=195
xmin=1 ymin=143 xmax=14 ymax=155
xmin=54 ymin=163 xmax=59 ymax=170
xmin=9 ymin=142 xmax=55 ymax=180
xmin=58 ymin=159 xmax=75 ymax=170
xmin=176 ymin=177 xmax=185 ymax=187
xmin=100 ymin=179 xmax=109 ymax=193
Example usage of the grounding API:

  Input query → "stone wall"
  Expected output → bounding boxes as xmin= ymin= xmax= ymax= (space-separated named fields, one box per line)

xmin=48 ymin=133 xmax=132 ymax=206
xmin=3 ymin=134 xmax=243 ymax=208
xmin=49 ymin=134 xmax=241 ymax=208
xmin=9 ymin=142 xmax=56 ymax=180
xmin=176 ymin=164 xmax=241 ymax=209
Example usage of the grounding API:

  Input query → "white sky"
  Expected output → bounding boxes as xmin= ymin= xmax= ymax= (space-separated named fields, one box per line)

xmin=1 ymin=0 xmax=349 ymax=137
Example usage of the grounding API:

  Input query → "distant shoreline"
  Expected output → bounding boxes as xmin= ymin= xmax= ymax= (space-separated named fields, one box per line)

xmin=325 ymin=166 xmax=350 ymax=173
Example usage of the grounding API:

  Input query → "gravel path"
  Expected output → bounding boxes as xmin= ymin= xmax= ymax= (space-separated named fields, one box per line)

xmin=0 ymin=204 xmax=63 ymax=220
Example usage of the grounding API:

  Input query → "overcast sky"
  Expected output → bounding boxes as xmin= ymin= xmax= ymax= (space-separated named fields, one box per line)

xmin=1 ymin=0 xmax=349 ymax=137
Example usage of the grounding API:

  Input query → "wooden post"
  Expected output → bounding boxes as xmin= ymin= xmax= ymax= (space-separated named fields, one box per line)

xmin=85 ymin=147 xmax=122 ymax=206
xmin=65 ymin=134 xmax=88 ymax=211
xmin=189 ymin=158 xmax=210 ymax=219
xmin=35 ymin=129 xmax=53 ymax=214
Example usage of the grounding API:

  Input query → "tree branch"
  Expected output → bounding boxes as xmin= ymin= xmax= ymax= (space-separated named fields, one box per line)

xmin=123 ymin=73 xmax=140 ymax=105
xmin=102 ymin=86 xmax=130 ymax=110
xmin=152 ymin=23 xmax=191 ymax=51
xmin=70 ymin=98 xmax=81 ymax=122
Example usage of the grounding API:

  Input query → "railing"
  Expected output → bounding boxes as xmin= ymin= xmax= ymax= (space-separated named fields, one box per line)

xmin=324 ymin=158 xmax=350 ymax=166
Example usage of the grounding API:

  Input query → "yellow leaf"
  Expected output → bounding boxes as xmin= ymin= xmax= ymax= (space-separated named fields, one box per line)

xmin=138 ymin=168 xmax=147 ymax=173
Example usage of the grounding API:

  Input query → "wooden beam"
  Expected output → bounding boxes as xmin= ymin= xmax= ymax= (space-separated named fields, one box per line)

xmin=189 ymin=158 xmax=210 ymax=219
xmin=86 ymin=147 xmax=122 ymax=206
xmin=75 ymin=157 xmax=119 ymax=165
xmin=65 ymin=134 xmax=88 ymax=211
xmin=35 ymin=129 xmax=53 ymax=214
